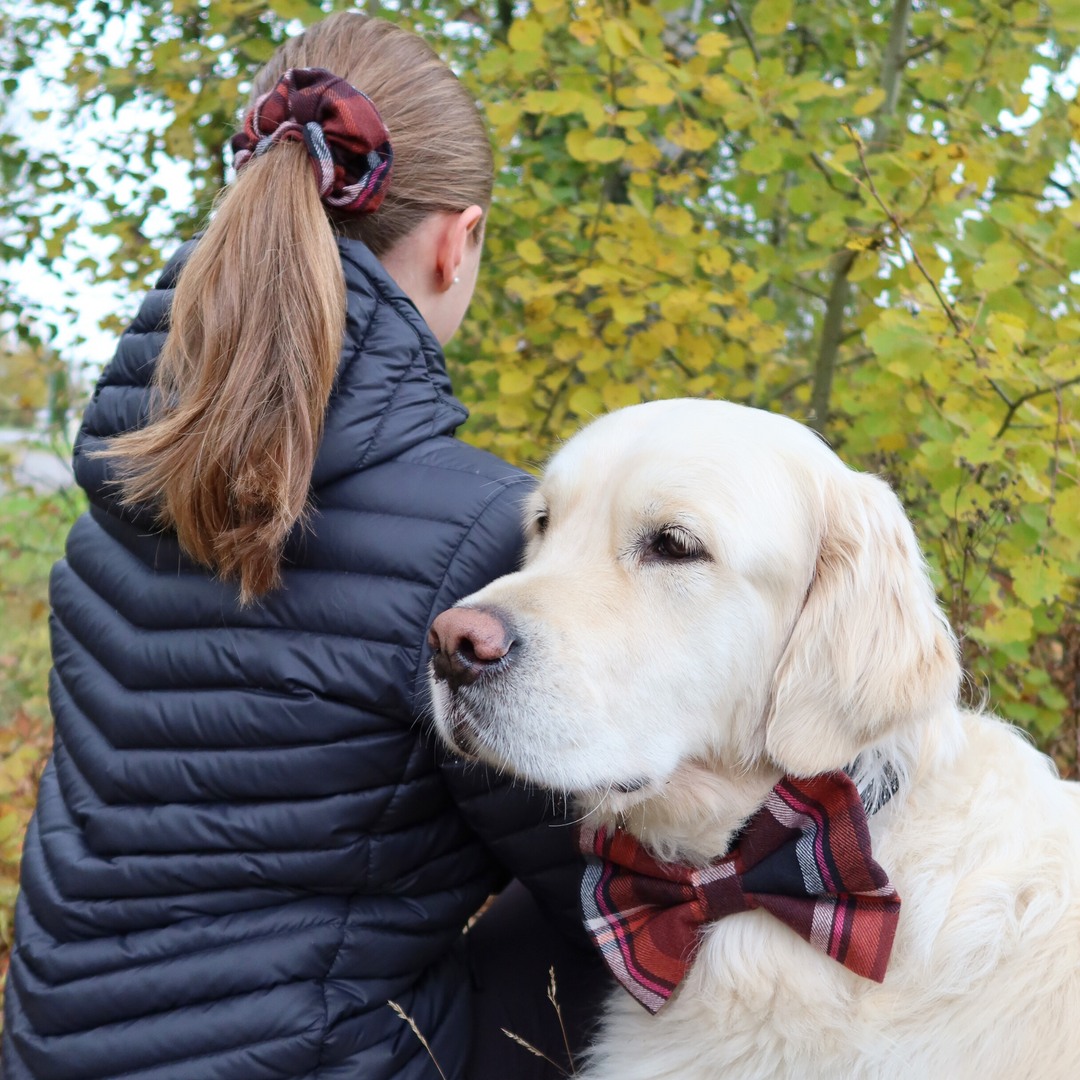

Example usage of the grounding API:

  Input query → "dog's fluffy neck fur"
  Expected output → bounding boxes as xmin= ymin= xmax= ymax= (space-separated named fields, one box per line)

xmin=588 ymin=706 xmax=967 ymax=867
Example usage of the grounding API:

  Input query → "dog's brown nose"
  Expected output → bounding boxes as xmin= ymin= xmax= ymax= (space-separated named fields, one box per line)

xmin=428 ymin=607 xmax=513 ymax=691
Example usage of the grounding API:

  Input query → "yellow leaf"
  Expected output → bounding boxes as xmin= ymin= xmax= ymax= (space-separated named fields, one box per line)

xmin=616 ymin=110 xmax=647 ymax=129
xmin=602 ymin=382 xmax=642 ymax=410
xmin=0 ymin=814 xmax=19 ymax=845
xmin=876 ymin=431 xmax=908 ymax=451
xmin=569 ymin=16 xmax=600 ymax=46
xmin=624 ymin=141 xmax=662 ymax=168
xmin=1011 ymin=558 xmax=1066 ymax=607
xmin=749 ymin=324 xmax=785 ymax=353
xmin=699 ymin=247 xmax=732 ymax=275
xmin=852 ymin=88 xmax=886 ymax=116
xmin=603 ymin=20 xmax=631 ymax=57
xmin=515 ymin=239 xmax=544 ymax=265
xmin=1054 ymin=486 xmax=1080 ymax=540
xmin=634 ymin=82 xmax=677 ymax=106
xmin=582 ymin=137 xmax=626 ymax=163
xmin=611 ymin=298 xmax=646 ymax=324
xmin=665 ymin=119 xmax=718 ymax=151
xmin=701 ymin=75 xmax=738 ymax=106
xmin=655 ymin=205 xmax=693 ymax=237
xmin=496 ymin=403 xmax=529 ymax=428
xmin=521 ymin=89 xmax=583 ymax=116
xmin=499 ymin=369 xmax=535 ymax=396
xmin=751 ymin=0 xmax=793 ymax=35
xmin=972 ymin=607 xmax=1033 ymax=646
xmin=566 ymin=129 xmax=593 ymax=161
xmin=569 ymin=386 xmax=603 ymax=415
xmin=696 ymin=31 xmax=732 ymax=57
xmin=508 ymin=18 xmax=544 ymax=52
xmin=486 ymin=102 xmax=522 ymax=127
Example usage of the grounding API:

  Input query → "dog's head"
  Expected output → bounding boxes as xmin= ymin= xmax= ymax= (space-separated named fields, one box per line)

xmin=429 ymin=400 xmax=959 ymax=836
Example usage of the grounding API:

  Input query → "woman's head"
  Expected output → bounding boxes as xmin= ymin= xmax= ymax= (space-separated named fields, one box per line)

xmin=251 ymin=13 xmax=494 ymax=258
xmin=100 ymin=14 xmax=494 ymax=603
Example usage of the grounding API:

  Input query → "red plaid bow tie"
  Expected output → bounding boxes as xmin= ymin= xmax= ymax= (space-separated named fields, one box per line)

xmin=578 ymin=771 xmax=900 ymax=1014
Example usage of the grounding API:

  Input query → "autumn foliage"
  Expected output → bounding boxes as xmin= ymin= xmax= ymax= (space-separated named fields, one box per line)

xmin=1 ymin=0 xmax=1080 ymax=998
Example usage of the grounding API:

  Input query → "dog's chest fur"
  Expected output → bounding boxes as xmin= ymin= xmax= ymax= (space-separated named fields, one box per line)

xmin=579 ymin=713 xmax=1080 ymax=1080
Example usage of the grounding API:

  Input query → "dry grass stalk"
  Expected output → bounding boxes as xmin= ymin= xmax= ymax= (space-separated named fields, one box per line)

xmin=501 ymin=1029 xmax=569 ymax=1075
xmin=501 ymin=964 xmax=577 ymax=1076
xmin=547 ymin=966 xmax=576 ymax=1076
xmin=388 ymin=999 xmax=448 ymax=1080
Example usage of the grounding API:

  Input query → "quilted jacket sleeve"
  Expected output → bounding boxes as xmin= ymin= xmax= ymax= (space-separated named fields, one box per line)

xmin=421 ymin=475 xmax=590 ymax=948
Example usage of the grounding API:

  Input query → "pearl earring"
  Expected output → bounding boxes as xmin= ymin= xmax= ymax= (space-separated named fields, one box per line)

xmin=453 ymin=276 xmax=460 ymax=285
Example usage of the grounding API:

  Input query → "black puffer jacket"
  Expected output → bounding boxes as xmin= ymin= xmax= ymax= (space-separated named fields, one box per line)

xmin=1 ymin=239 xmax=582 ymax=1080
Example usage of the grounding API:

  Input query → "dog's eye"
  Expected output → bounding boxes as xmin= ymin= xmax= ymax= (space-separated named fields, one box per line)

xmin=644 ymin=527 xmax=706 ymax=563
xmin=534 ymin=512 xmax=549 ymax=535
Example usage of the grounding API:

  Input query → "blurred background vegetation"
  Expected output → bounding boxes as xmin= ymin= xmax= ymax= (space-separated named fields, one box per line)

xmin=1 ymin=0 xmax=1079 ymax=1017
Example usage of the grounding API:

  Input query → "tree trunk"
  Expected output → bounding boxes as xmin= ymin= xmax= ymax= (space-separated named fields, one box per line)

xmin=871 ymin=0 xmax=913 ymax=148
xmin=810 ymin=0 xmax=912 ymax=434
xmin=810 ymin=248 xmax=856 ymax=434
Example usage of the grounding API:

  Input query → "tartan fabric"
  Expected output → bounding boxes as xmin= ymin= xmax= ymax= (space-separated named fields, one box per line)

xmin=231 ymin=68 xmax=392 ymax=213
xmin=578 ymin=771 xmax=900 ymax=1014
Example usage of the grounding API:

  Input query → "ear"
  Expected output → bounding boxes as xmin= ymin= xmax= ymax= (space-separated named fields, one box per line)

xmin=434 ymin=205 xmax=484 ymax=290
xmin=765 ymin=468 xmax=960 ymax=777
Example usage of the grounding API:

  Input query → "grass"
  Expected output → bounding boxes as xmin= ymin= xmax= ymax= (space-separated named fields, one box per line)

xmin=0 ymin=476 xmax=85 ymax=1019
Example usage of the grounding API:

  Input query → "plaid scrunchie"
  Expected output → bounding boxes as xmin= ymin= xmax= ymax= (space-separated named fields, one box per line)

xmin=231 ymin=67 xmax=392 ymax=214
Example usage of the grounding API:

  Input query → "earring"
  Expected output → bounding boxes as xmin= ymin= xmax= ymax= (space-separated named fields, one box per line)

xmin=453 ymin=276 xmax=460 ymax=285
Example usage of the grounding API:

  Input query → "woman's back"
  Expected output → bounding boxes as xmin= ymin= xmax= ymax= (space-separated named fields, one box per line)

xmin=1 ymin=233 xmax=581 ymax=1080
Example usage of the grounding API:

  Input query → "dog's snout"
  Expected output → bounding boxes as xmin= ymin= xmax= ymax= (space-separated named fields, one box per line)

xmin=429 ymin=606 xmax=513 ymax=691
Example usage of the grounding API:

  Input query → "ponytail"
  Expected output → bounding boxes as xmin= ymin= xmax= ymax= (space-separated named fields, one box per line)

xmin=101 ymin=141 xmax=345 ymax=603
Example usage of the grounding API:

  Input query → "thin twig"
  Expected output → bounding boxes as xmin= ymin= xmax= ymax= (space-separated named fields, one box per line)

xmin=782 ymin=277 xmax=828 ymax=302
xmin=843 ymin=125 xmax=973 ymax=346
xmin=388 ymin=1001 xmax=448 ymax=1080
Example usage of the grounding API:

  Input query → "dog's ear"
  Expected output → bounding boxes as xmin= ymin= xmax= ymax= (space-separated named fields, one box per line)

xmin=765 ymin=468 xmax=960 ymax=777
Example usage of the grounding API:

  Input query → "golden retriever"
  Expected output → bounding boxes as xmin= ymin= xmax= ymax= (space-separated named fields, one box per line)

xmin=428 ymin=399 xmax=1080 ymax=1080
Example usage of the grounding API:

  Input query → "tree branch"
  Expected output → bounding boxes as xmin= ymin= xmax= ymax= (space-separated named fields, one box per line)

xmin=768 ymin=351 xmax=874 ymax=402
xmin=729 ymin=2 xmax=761 ymax=64
xmin=990 ymin=375 xmax=1080 ymax=438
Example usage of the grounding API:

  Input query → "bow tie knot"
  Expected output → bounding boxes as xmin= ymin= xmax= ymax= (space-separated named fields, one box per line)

xmin=578 ymin=771 xmax=900 ymax=1014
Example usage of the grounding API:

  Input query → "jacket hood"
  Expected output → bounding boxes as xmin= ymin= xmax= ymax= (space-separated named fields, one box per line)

xmin=313 ymin=238 xmax=468 ymax=487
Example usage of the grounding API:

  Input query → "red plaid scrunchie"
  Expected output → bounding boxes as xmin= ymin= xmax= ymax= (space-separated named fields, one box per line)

xmin=231 ymin=67 xmax=393 ymax=214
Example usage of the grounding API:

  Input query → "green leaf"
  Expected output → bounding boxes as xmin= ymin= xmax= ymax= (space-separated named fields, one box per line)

xmin=973 ymin=260 xmax=1021 ymax=291
xmin=508 ymin=19 xmax=545 ymax=53
xmin=751 ymin=0 xmax=793 ymax=35
xmin=742 ymin=142 xmax=783 ymax=174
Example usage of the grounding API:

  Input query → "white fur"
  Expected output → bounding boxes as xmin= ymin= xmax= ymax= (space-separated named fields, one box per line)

xmin=429 ymin=399 xmax=1080 ymax=1079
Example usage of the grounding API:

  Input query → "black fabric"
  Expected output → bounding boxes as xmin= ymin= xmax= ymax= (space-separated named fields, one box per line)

xmin=466 ymin=882 xmax=613 ymax=1080
xmin=1 ymin=239 xmax=587 ymax=1080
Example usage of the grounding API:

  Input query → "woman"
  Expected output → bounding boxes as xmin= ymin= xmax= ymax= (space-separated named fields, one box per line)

xmin=1 ymin=14 xmax=608 ymax=1080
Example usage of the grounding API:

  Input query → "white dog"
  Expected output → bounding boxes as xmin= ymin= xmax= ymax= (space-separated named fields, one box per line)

xmin=428 ymin=399 xmax=1080 ymax=1080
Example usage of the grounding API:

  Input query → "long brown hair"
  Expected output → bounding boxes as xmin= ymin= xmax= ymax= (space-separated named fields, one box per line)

xmin=100 ymin=14 xmax=494 ymax=603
